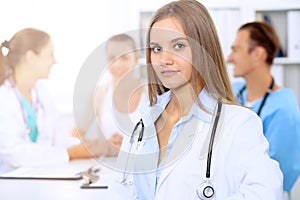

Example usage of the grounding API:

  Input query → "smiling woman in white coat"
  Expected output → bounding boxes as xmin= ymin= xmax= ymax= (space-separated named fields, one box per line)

xmin=107 ymin=0 xmax=284 ymax=199
xmin=0 ymin=28 xmax=117 ymax=173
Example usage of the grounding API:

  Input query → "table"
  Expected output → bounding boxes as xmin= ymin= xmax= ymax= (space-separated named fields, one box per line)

xmin=0 ymin=157 xmax=116 ymax=200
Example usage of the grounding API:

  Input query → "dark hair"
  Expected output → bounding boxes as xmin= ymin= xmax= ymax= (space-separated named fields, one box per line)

xmin=239 ymin=22 xmax=280 ymax=65
xmin=146 ymin=0 xmax=234 ymax=106
xmin=0 ymin=28 xmax=50 ymax=84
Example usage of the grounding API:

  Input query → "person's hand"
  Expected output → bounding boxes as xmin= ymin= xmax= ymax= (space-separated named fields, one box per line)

xmin=68 ymin=138 xmax=108 ymax=160
xmin=71 ymin=127 xmax=85 ymax=138
xmin=109 ymin=133 xmax=123 ymax=149
xmin=68 ymin=133 xmax=124 ymax=159
xmin=101 ymin=133 xmax=123 ymax=157
xmin=79 ymin=134 xmax=123 ymax=158
xmin=67 ymin=142 xmax=96 ymax=160
xmin=81 ymin=139 xmax=106 ymax=158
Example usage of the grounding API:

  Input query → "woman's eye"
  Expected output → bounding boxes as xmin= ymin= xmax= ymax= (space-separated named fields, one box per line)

xmin=174 ymin=43 xmax=185 ymax=50
xmin=120 ymin=55 xmax=129 ymax=60
xmin=152 ymin=46 xmax=162 ymax=53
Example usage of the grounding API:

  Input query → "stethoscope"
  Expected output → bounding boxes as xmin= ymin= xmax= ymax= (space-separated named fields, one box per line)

xmin=236 ymin=77 xmax=274 ymax=117
xmin=196 ymin=101 xmax=222 ymax=200
xmin=120 ymin=118 xmax=144 ymax=184
xmin=121 ymin=101 xmax=223 ymax=200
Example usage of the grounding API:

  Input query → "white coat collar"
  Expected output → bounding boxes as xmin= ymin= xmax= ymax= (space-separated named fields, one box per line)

xmin=140 ymin=88 xmax=217 ymax=125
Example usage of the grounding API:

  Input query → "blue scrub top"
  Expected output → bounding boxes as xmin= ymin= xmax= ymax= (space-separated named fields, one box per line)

xmin=233 ymin=81 xmax=300 ymax=192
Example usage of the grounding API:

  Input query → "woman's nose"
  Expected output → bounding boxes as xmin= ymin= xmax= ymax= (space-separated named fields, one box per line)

xmin=159 ymin=50 xmax=174 ymax=66
xmin=227 ymin=52 xmax=233 ymax=63
xmin=52 ymin=55 xmax=57 ymax=65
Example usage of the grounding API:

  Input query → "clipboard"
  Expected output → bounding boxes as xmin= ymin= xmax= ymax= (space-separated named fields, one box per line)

xmin=0 ymin=167 xmax=82 ymax=180
xmin=79 ymin=167 xmax=108 ymax=189
xmin=80 ymin=178 xmax=109 ymax=189
xmin=80 ymin=185 xmax=108 ymax=189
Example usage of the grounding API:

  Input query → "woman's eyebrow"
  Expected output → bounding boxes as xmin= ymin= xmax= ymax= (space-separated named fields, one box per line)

xmin=150 ymin=37 xmax=188 ymax=46
xmin=170 ymin=37 xmax=188 ymax=43
xmin=149 ymin=42 xmax=159 ymax=46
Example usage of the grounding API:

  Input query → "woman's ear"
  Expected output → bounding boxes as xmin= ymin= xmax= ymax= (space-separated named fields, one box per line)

xmin=23 ymin=49 xmax=37 ymax=64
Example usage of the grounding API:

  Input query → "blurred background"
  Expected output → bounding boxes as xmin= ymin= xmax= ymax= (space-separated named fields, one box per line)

xmin=1 ymin=0 xmax=300 ymax=199
xmin=1 ymin=0 xmax=299 ymax=113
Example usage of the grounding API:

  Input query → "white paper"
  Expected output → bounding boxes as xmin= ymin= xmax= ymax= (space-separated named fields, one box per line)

xmin=0 ymin=166 xmax=82 ymax=180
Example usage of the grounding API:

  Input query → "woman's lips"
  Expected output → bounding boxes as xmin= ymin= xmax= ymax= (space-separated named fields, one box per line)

xmin=161 ymin=70 xmax=179 ymax=77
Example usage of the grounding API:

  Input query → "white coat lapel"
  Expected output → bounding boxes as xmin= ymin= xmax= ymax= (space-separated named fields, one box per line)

xmin=132 ymin=110 xmax=162 ymax=198
xmin=132 ymin=104 xmax=163 ymax=177
xmin=156 ymin=118 xmax=203 ymax=189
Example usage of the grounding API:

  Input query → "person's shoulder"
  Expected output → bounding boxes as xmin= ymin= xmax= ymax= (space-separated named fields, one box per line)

xmin=0 ymin=81 xmax=10 ymax=92
xmin=267 ymin=88 xmax=300 ymax=118
xmin=0 ymin=80 xmax=14 ymax=99
xmin=231 ymin=80 xmax=245 ymax=94
xmin=271 ymin=88 xmax=297 ymax=102
xmin=34 ymin=80 xmax=52 ymax=98
xmin=34 ymin=80 xmax=57 ymax=111
xmin=269 ymin=88 xmax=299 ymax=109
xmin=221 ymin=104 xmax=265 ymax=140
xmin=0 ymin=81 xmax=19 ymax=112
xmin=223 ymin=103 xmax=259 ymax=122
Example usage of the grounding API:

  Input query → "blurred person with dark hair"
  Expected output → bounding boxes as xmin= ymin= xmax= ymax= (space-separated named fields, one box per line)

xmin=228 ymin=21 xmax=300 ymax=193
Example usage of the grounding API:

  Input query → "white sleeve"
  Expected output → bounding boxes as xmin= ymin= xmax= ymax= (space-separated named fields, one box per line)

xmin=105 ymin=135 xmax=138 ymax=199
xmin=0 ymin=109 xmax=69 ymax=169
xmin=35 ymin=82 xmax=78 ymax=148
xmin=1 ymin=142 xmax=69 ymax=168
xmin=225 ymin=110 xmax=284 ymax=200
xmin=0 ymin=84 xmax=69 ymax=170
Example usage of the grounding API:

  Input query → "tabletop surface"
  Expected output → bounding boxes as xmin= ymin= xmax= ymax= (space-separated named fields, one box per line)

xmin=0 ymin=157 xmax=116 ymax=200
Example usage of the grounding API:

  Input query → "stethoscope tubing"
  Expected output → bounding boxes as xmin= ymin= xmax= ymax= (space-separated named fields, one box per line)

xmin=206 ymin=101 xmax=222 ymax=179
xmin=237 ymin=77 xmax=274 ymax=117
xmin=121 ymin=101 xmax=222 ymax=200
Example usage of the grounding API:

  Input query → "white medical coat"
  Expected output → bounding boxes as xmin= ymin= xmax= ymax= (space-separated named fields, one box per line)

xmin=0 ymin=80 xmax=76 ymax=173
xmin=108 ymin=90 xmax=284 ymax=199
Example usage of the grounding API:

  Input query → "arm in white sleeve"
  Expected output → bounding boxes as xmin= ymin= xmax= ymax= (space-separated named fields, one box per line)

xmin=225 ymin=111 xmax=284 ymax=200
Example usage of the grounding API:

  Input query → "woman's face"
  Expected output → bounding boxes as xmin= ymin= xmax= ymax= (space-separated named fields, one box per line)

xmin=149 ymin=17 xmax=192 ymax=90
xmin=32 ymin=40 xmax=56 ymax=79
xmin=106 ymin=41 xmax=138 ymax=80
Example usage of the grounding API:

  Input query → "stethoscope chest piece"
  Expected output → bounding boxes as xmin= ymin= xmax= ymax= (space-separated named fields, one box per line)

xmin=196 ymin=180 xmax=215 ymax=199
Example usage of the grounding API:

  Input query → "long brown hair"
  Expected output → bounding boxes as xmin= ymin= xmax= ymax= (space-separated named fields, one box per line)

xmin=0 ymin=28 xmax=50 ymax=85
xmin=145 ymin=0 xmax=234 ymax=107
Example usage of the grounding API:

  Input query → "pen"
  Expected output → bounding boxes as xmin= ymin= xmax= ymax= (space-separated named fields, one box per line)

xmin=80 ymin=185 xmax=108 ymax=189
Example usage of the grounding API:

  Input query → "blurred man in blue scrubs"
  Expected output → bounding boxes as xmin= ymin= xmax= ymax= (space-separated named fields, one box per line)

xmin=228 ymin=21 xmax=300 ymax=193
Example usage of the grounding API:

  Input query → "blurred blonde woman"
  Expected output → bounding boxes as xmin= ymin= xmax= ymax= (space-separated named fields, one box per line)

xmin=80 ymin=34 xmax=148 ymax=156
xmin=0 ymin=28 xmax=112 ymax=173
